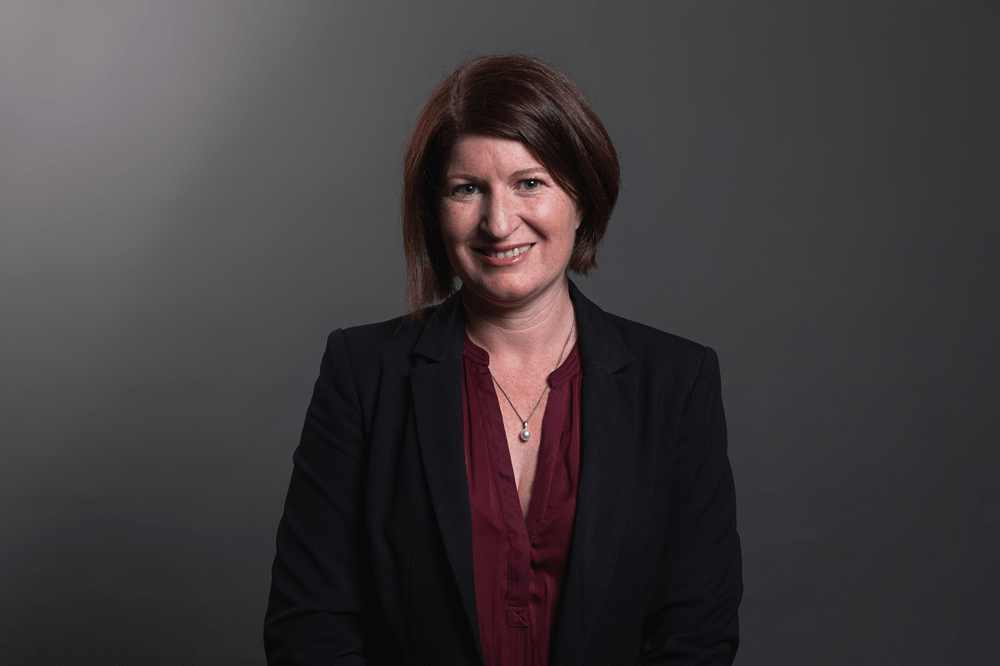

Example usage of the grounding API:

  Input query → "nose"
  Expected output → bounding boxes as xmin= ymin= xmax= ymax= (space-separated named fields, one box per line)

xmin=480 ymin=189 xmax=519 ymax=239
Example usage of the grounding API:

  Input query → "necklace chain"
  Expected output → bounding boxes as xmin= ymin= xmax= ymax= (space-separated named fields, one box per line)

xmin=481 ymin=319 xmax=575 ymax=442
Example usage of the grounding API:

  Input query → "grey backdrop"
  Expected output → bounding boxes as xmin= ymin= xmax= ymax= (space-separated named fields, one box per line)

xmin=1 ymin=1 xmax=997 ymax=664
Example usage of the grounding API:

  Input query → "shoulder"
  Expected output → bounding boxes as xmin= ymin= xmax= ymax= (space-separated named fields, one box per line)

xmin=324 ymin=313 xmax=421 ymax=371
xmin=337 ymin=313 xmax=419 ymax=352
xmin=324 ymin=297 xmax=458 ymax=373
xmin=605 ymin=312 xmax=706 ymax=360
xmin=607 ymin=312 xmax=719 ymax=384
xmin=571 ymin=282 xmax=715 ymax=383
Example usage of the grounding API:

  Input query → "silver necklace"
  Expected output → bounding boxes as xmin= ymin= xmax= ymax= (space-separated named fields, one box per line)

xmin=479 ymin=319 xmax=575 ymax=442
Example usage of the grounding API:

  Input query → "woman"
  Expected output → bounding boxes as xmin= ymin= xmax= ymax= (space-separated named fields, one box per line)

xmin=265 ymin=55 xmax=742 ymax=666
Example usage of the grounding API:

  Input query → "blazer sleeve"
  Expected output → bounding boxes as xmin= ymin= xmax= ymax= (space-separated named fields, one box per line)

xmin=638 ymin=346 xmax=742 ymax=665
xmin=264 ymin=329 xmax=368 ymax=665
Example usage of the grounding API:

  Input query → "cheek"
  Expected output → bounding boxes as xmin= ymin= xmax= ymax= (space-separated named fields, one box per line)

xmin=548 ymin=193 xmax=583 ymax=234
xmin=438 ymin=204 xmax=462 ymax=243
xmin=438 ymin=206 xmax=478 ymax=262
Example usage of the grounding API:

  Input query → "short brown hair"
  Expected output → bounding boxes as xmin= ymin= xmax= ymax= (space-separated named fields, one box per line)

xmin=402 ymin=54 xmax=620 ymax=311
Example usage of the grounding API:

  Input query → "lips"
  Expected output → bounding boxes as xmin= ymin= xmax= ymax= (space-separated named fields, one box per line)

xmin=477 ymin=243 xmax=533 ymax=259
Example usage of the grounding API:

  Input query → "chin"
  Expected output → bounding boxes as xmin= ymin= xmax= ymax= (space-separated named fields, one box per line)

xmin=465 ymin=274 xmax=565 ymax=309
xmin=462 ymin=280 xmax=523 ymax=305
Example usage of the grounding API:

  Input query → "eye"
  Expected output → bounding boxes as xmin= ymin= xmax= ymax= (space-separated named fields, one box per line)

xmin=522 ymin=179 xmax=541 ymax=190
xmin=453 ymin=183 xmax=480 ymax=196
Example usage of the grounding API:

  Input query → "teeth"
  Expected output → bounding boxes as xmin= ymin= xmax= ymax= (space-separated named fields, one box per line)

xmin=486 ymin=244 xmax=531 ymax=259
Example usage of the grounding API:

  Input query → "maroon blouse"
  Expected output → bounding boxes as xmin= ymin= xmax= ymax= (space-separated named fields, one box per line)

xmin=461 ymin=335 xmax=582 ymax=666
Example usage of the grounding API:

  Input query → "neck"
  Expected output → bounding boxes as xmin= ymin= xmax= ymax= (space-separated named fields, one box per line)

xmin=463 ymin=278 xmax=576 ymax=365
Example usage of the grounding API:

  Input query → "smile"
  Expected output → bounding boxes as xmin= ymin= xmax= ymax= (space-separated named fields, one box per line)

xmin=479 ymin=243 xmax=533 ymax=259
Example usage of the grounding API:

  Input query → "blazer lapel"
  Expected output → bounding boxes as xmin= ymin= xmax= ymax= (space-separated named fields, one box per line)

xmin=409 ymin=295 xmax=483 ymax=660
xmin=551 ymin=282 xmax=638 ymax=666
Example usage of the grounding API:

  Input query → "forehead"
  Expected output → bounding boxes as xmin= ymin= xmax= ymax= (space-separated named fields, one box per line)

xmin=445 ymin=136 xmax=545 ymax=176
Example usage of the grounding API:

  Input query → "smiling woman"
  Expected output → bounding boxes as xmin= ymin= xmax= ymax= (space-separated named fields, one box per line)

xmin=265 ymin=54 xmax=742 ymax=666
xmin=440 ymin=136 xmax=583 ymax=312
xmin=401 ymin=55 xmax=619 ymax=314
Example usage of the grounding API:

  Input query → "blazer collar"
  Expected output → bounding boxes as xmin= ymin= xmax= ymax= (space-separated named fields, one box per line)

xmin=410 ymin=282 xmax=638 ymax=666
xmin=567 ymin=279 xmax=634 ymax=374
xmin=412 ymin=290 xmax=465 ymax=363
xmin=409 ymin=291 xmax=482 ymax=659
xmin=552 ymin=281 xmax=638 ymax=666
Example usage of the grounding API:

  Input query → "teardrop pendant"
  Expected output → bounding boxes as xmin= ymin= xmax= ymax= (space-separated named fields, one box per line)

xmin=520 ymin=424 xmax=531 ymax=441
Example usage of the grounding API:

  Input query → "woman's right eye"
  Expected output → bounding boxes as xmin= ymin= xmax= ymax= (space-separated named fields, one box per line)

xmin=454 ymin=183 xmax=479 ymax=196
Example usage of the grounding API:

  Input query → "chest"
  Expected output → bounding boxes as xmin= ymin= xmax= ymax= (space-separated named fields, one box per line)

xmin=464 ymin=341 xmax=581 ymax=517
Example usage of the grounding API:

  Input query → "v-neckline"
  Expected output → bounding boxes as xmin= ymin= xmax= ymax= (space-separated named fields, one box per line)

xmin=462 ymin=335 xmax=580 ymax=530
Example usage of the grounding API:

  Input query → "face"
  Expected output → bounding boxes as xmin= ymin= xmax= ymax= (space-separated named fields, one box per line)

xmin=439 ymin=136 xmax=583 ymax=310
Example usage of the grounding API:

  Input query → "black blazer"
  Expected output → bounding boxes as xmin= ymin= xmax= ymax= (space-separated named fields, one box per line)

xmin=265 ymin=283 xmax=742 ymax=665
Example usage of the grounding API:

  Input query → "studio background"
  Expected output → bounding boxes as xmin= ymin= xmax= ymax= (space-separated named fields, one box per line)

xmin=1 ymin=1 xmax=997 ymax=664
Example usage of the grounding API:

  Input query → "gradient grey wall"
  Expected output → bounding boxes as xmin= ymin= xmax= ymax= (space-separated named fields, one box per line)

xmin=2 ymin=1 xmax=997 ymax=664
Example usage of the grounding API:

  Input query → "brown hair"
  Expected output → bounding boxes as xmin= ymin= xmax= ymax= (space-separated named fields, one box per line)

xmin=402 ymin=54 xmax=620 ymax=311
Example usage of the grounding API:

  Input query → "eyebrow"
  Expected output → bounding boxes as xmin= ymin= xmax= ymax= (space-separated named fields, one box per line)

xmin=444 ymin=167 xmax=549 ymax=181
xmin=510 ymin=167 xmax=548 ymax=179
xmin=443 ymin=171 xmax=477 ymax=182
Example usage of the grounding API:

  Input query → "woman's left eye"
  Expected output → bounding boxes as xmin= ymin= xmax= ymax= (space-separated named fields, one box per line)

xmin=522 ymin=179 xmax=541 ymax=190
